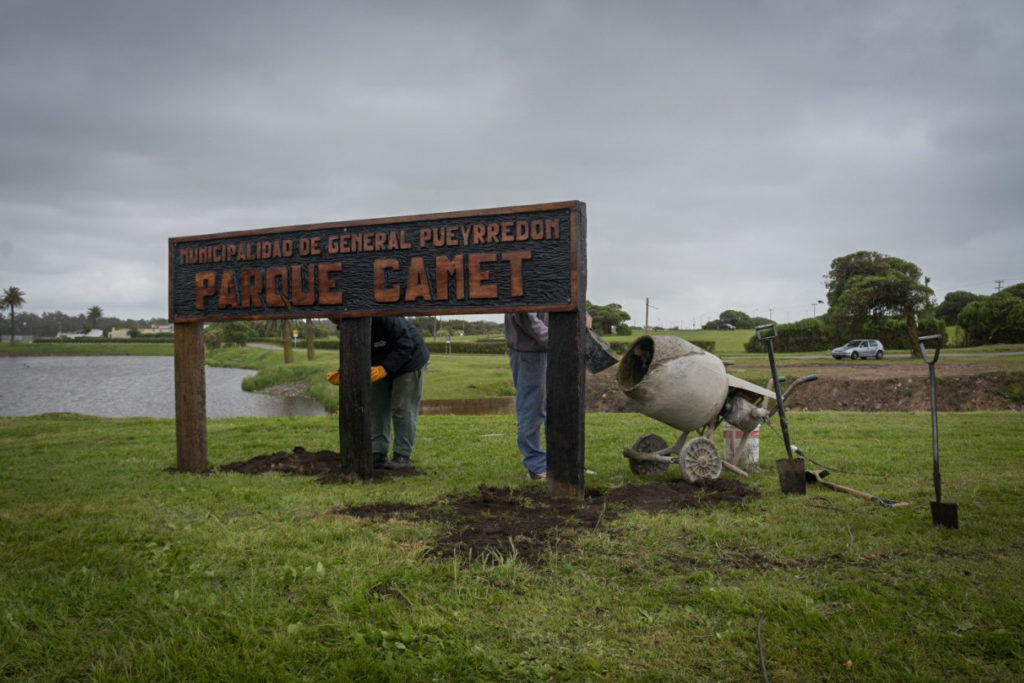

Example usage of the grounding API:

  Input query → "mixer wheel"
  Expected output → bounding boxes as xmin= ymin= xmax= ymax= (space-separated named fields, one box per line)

xmin=679 ymin=437 xmax=722 ymax=483
xmin=627 ymin=433 xmax=670 ymax=476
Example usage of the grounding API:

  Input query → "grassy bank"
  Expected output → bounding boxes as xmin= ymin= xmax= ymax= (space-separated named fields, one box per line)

xmin=2 ymin=411 xmax=1022 ymax=680
xmin=0 ymin=341 xmax=175 ymax=356
xmin=205 ymin=347 xmax=516 ymax=413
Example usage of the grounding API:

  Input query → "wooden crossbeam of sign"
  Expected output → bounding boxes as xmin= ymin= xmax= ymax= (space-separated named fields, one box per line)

xmin=169 ymin=201 xmax=583 ymax=322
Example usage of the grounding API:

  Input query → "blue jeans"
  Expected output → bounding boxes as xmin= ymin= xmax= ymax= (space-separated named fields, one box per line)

xmin=370 ymin=368 xmax=424 ymax=458
xmin=509 ymin=349 xmax=547 ymax=474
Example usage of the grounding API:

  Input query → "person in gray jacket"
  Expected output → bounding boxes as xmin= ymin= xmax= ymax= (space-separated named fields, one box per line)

xmin=504 ymin=312 xmax=548 ymax=480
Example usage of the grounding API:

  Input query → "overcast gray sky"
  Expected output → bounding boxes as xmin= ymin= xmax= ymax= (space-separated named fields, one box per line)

xmin=2 ymin=0 xmax=1022 ymax=327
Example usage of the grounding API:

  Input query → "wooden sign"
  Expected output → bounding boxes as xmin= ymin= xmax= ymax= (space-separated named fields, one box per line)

xmin=170 ymin=200 xmax=587 ymax=499
xmin=169 ymin=201 xmax=584 ymax=322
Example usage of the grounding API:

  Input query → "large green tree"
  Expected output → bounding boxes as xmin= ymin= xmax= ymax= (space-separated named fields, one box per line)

xmin=718 ymin=310 xmax=754 ymax=329
xmin=824 ymin=251 xmax=934 ymax=353
xmin=586 ymin=301 xmax=631 ymax=333
xmin=935 ymin=290 xmax=980 ymax=326
xmin=2 ymin=286 xmax=26 ymax=343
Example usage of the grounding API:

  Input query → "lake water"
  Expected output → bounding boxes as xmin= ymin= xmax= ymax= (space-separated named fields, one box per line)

xmin=0 ymin=356 xmax=327 ymax=418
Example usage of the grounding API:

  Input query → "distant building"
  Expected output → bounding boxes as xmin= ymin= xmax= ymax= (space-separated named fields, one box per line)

xmin=59 ymin=329 xmax=104 ymax=339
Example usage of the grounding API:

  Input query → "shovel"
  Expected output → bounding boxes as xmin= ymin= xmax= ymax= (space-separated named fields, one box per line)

xmin=805 ymin=469 xmax=908 ymax=508
xmin=919 ymin=334 xmax=959 ymax=529
xmin=756 ymin=323 xmax=805 ymax=494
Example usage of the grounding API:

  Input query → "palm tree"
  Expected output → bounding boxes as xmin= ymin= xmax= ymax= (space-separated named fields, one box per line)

xmin=2 ymin=286 xmax=26 ymax=343
xmin=86 ymin=305 xmax=103 ymax=332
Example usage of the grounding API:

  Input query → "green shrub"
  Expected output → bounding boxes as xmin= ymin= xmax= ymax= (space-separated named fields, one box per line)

xmin=959 ymin=291 xmax=1024 ymax=345
xmin=743 ymin=318 xmax=828 ymax=352
xmin=855 ymin=316 xmax=945 ymax=350
xmin=744 ymin=316 xmax=948 ymax=352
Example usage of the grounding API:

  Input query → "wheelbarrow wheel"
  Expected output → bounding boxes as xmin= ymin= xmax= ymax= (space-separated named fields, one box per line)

xmin=679 ymin=437 xmax=722 ymax=483
xmin=627 ymin=433 xmax=670 ymax=476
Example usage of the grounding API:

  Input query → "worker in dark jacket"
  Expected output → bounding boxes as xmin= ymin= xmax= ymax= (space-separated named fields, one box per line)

xmin=328 ymin=316 xmax=429 ymax=469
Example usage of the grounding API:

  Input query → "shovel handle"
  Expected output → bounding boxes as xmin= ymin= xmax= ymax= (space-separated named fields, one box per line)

xmin=721 ymin=460 xmax=749 ymax=478
xmin=919 ymin=334 xmax=943 ymax=501
xmin=918 ymin=334 xmax=942 ymax=365
xmin=755 ymin=323 xmax=778 ymax=341
xmin=819 ymin=479 xmax=874 ymax=501
xmin=816 ymin=478 xmax=908 ymax=508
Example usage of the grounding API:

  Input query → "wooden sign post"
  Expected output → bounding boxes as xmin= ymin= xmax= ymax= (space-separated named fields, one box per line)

xmin=169 ymin=201 xmax=587 ymax=496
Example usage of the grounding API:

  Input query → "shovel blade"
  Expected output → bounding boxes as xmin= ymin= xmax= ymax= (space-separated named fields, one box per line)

xmin=931 ymin=501 xmax=959 ymax=529
xmin=776 ymin=458 xmax=806 ymax=495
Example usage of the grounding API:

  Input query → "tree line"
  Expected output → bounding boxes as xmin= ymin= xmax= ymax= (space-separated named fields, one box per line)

xmin=0 ymin=297 xmax=163 ymax=342
xmin=742 ymin=251 xmax=1021 ymax=351
xmin=6 ymin=253 xmax=1020 ymax=350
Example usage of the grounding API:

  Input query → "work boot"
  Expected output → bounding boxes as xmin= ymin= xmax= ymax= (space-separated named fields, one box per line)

xmin=385 ymin=454 xmax=411 ymax=469
xmin=526 ymin=470 xmax=547 ymax=481
xmin=373 ymin=453 xmax=389 ymax=469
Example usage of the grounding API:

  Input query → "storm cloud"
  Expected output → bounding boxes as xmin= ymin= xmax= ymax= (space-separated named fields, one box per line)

xmin=2 ymin=1 xmax=1022 ymax=325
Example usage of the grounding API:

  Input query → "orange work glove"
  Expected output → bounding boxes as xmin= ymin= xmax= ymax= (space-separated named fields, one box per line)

xmin=370 ymin=366 xmax=387 ymax=383
xmin=326 ymin=370 xmax=340 ymax=386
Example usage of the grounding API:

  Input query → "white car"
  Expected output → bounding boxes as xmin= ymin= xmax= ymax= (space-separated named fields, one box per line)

xmin=832 ymin=339 xmax=885 ymax=360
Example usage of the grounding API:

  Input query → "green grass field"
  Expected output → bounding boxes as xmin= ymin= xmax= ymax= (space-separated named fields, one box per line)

xmin=2 ymin=410 xmax=1022 ymax=680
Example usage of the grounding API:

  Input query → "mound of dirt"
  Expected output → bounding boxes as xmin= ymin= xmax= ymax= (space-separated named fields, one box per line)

xmin=218 ymin=446 xmax=419 ymax=484
xmin=784 ymin=371 xmax=1024 ymax=412
xmin=257 ymin=358 xmax=1022 ymax=413
xmin=584 ymin=362 xmax=1023 ymax=413
xmin=218 ymin=449 xmax=758 ymax=564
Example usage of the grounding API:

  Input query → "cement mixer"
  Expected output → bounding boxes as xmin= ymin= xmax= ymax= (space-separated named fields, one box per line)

xmin=617 ymin=335 xmax=816 ymax=482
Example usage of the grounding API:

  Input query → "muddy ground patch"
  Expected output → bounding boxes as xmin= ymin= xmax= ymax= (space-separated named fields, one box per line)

xmin=219 ymin=448 xmax=757 ymax=565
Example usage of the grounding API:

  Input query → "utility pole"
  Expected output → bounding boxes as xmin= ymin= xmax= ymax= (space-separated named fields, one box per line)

xmin=996 ymin=280 xmax=1004 ymax=292
xmin=644 ymin=298 xmax=658 ymax=332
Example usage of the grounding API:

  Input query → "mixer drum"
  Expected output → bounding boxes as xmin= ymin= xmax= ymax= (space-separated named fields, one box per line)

xmin=616 ymin=335 xmax=729 ymax=431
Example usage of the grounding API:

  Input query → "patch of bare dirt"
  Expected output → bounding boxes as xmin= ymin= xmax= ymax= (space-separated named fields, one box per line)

xmin=218 ymin=446 xmax=419 ymax=484
xmin=784 ymin=371 xmax=1023 ymax=412
xmin=585 ymin=361 xmax=1024 ymax=413
xmin=218 ymin=449 xmax=757 ymax=564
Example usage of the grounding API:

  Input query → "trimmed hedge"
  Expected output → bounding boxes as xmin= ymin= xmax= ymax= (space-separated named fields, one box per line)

xmin=743 ymin=318 xmax=829 ymax=353
xmin=741 ymin=316 xmax=947 ymax=353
